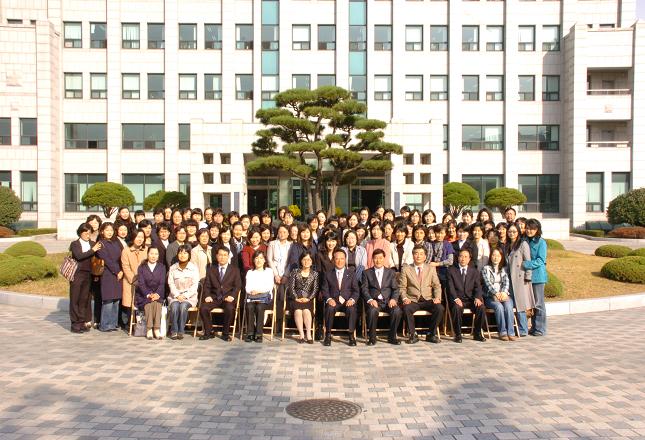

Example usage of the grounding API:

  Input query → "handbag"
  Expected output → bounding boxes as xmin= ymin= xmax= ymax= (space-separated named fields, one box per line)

xmin=247 ymin=292 xmax=272 ymax=304
xmin=133 ymin=310 xmax=147 ymax=337
xmin=91 ymin=256 xmax=105 ymax=277
xmin=59 ymin=255 xmax=78 ymax=282
xmin=159 ymin=302 xmax=168 ymax=338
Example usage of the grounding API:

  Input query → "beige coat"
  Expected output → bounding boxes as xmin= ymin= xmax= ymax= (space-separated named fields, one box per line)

xmin=121 ymin=245 xmax=148 ymax=308
xmin=399 ymin=263 xmax=442 ymax=303
xmin=506 ymin=241 xmax=535 ymax=311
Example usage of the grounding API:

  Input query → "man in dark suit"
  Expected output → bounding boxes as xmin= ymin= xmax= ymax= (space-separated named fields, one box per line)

xmin=447 ymin=248 xmax=486 ymax=343
xmin=321 ymin=248 xmax=360 ymax=346
xmin=361 ymin=248 xmax=402 ymax=345
xmin=199 ymin=246 xmax=241 ymax=341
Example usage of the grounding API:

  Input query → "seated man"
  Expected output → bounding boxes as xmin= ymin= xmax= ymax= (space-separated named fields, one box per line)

xmin=321 ymin=249 xmax=360 ymax=346
xmin=199 ymin=246 xmax=241 ymax=341
xmin=447 ymin=248 xmax=486 ymax=343
xmin=361 ymin=248 xmax=403 ymax=346
xmin=399 ymin=245 xmax=445 ymax=344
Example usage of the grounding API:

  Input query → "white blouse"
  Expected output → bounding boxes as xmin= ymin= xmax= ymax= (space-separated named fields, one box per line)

xmin=245 ymin=268 xmax=275 ymax=298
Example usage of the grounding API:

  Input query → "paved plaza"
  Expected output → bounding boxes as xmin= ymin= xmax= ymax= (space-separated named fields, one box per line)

xmin=1 ymin=305 xmax=645 ymax=440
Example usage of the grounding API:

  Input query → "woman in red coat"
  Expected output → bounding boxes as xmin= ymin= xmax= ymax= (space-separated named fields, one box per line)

xmin=241 ymin=228 xmax=268 ymax=274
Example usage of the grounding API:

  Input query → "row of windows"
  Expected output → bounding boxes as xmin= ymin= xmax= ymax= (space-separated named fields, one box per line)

xmin=586 ymin=172 xmax=631 ymax=212
xmin=0 ymin=118 xmax=37 ymax=145
xmin=0 ymin=171 xmax=37 ymax=211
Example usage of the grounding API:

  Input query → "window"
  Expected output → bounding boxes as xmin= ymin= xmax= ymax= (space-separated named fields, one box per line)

xmin=420 ymin=174 xmax=431 ymax=185
xmin=122 ymin=124 xmax=165 ymax=150
xmin=179 ymin=124 xmax=190 ymax=150
xmin=20 ymin=118 xmax=37 ymax=145
xmin=430 ymin=75 xmax=448 ymax=101
xmin=90 ymin=73 xmax=106 ymax=99
xmin=203 ymin=173 xmax=214 ymax=184
xmin=403 ymin=154 xmax=414 ymax=165
xmin=122 ymin=23 xmax=140 ymax=49
xmin=612 ymin=172 xmax=630 ymax=198
xmin=586 ymin=172 xmax=603 ymax=212
xmin=485 ymin=75 xmax=503 ymax=101
xmin=122 ymin=74 xmax=140 ymax=99
xmin=262 ymin=25 xmax=279 ymax=50
xmin=349 ymin=25 xmax=367 ymax=51
xmin=374 ymin=75 xmax=392 ymax=100
xmin=420 ymin=154 xmax=431 ymax=165
xmin=179 ymin=74 xmax=197 ymax=99
xmin=293 ymin=25 xmax=310 ymax=50
xmin=462 ymin=26 xmax=479 ymax=51
xmin=65 ymin=174 xmax=107 ymax=211
xmin=90 ymin=23 xmax=106 ymax=48
xmin=236 ymin=74 xmax=253 ymax=100
xmin=205 ymin=74 xmax=222 ymax=100
xmin=404 ymin=173 xmax=414 ymax=184
xmin=518 ymin=174 xmax=559 ymax=213
xmin=64 ymin=73 xmax=82 ymax=99
xmin=405 ymin=75 xmax=423 ymax=101
xmin=318 ymin=25 xmax=336 ymax=50
xmin=542 ymin=25 xmax=560 ymax=51
xmin=430 ymin=26 xmax=448 ymax=51
xmin=374 ymin=25 xmax=392 ymax=50
xmin=518 ymin=26 xmax=535 ymax=51
xmin=462 ymin=75 xmax=479 ymax=101
xmin=350 ymin=75 xmax=366 ymax=101
xmin=221 ymin=173 xmax=231 ymax=184
xmin=519 ymin=75 xmax=535 ymax=101
xmin=406 ymin=25 xmax=423 ymax=51
xmin=148 ymin=23 xmax=164 ymax=49
xmin=403 ymin=194 xmax=424 ymax=212
xmin=486 ymin=26 xmax=503 ymax=51
xmin=462 ymin=175 xmax=503 ymax=210
xmin=205 ymin=24 xmax=222 ymax=49
xmin=64 ymin=22 xmax=82 ymax=48
xmin=0 ymin=171 xmax=10 ymax=187
xmin=462 ymin=125 xmax=504 ymax=150
xmin=262 ymin=75 xmax=278 ymax=106
xmin=262 ymin=51 xmax=278 ymax=76
xmin=518 ymin=125 xmax=559 ymax=150
xmin=203 ymin=153 xmax=214 ymax=164
xmin=122 ymin=174 xmax=164 ymax=210
xmin=318 ymin=74 xmax=336 ymax=87
xmin=147 ymin=74 xmax=164 ymax=99
xmin=20 ymin=171 xmax=37 ymax=211
xmin=233 ymin=24 xmax=252 ymax=50
xmin=179 ymin=24 xmax=197 ymax=49
xmin=0 ymin=118 xmax=10 ymax=145
xmin=292 ymin=74 xmax=311 ymax=90
xmin=65 ymin=123 xmax=107 ymax=149
xmin=221 ymin=153 xmax=231 ymax=164
xmin=542 ymin=75 xmax=560 ymax=101
xmin=443 ymin=125 xmax=448 ymax=150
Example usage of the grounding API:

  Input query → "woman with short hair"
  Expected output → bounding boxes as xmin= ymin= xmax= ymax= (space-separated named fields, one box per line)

xmin=365 ymin=223 xmax=391 ymax=269
xmin=481 ymin=248 xmax=516 ymax=341
xmin=121 ymin=229 xmax=148 ymax=328
xmin=243 ymin=250 xmax=275 ymax=343
xmin=288 ymin=252 xmax=318 ymax=343
xmin=523 ymin=219 xmax=548 ymax=336
xmin=68 ymin=223 xmax=102 ymax=333
xmin=191 ymin=228 xmax=213 ymax=280
xmin=167 ymin=244 xmax=200 ymax=339
xmin=135 ymin=247 xmax=166 ymax=340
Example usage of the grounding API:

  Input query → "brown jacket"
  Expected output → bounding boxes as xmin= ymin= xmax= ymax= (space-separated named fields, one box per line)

xmin=121 ymin=245 xmax=149 ymax=308
xmin=399 ymin=263 xmax=442 ymax=303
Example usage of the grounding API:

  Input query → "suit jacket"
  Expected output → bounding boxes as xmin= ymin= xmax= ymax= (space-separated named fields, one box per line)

xmin=202 ymin=264 xmax=242 ymax=303
xmin=399 ymin=263 xmax=442 ymax=302
xmin=135 ymin=263 xmax=166 ymax=309
xmin=447 ymin=265 xmax=483 ymax=303
xmin=69 ymin=239 xmax=96 ymax=272
xmin=321 ymin=267 xmax=360 ymax=303
xmin=452 ymin=239 xmax=475 ymax=267
xmin=361 ymin=267 xmax=399 ymax=303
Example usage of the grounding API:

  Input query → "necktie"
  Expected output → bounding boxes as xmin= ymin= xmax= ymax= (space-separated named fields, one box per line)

xmin=416 ymin=266 xmax=422 ymax=284
xmin=220 ymin=266 xmax=225 ymax=280
xmin=337 ymin=271 xmax=342 ymax=289
xmin=377 ymin=270 xmax=382 ymax=288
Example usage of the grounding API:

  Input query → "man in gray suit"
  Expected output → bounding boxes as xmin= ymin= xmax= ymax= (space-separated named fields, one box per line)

xmin=361 ymin=248 xmax=402 ymax=345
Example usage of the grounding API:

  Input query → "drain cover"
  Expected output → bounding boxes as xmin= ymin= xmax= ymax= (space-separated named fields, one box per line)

xmin=285 ymin=399 xmax=362 ymax=422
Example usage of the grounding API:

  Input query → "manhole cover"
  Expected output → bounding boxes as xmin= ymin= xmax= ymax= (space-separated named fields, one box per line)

xmin=285 ymin=398 xmax=362 ymax=422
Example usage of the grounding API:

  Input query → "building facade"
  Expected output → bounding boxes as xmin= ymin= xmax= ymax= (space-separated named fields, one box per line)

xmin=0 ymin=0 xmax=643 ymax=236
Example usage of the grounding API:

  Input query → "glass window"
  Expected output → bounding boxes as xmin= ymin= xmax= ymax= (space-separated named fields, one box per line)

xmin=462 ymin=125 xmax=504 ymax=150
xmin=374 ymin=25 xmax=392 ymax=51
xmin=318 ymin=74 xmax=336 ymax=87
xmin=20 ymin=171 xmax=38 ymax=211
xmin=518 ymin=25 xmax=535 ymax=51
xmin=261 ymin=51 xmax=279 ymax=75
xmin=148 ymin=73 xmax=164 ymax=99
xmin=374 ymin=75 xmax=392 ymax=101
xmin=122 ymin=74 xmax=140 ymax=99
xmin=292 ymin=25 xmax=310 ymax=50
xmin=122 ymin=23 xmax=140 ymax=49
xmin=586 ymin=172 xmax=603 ymax=212
xmin=64 ymin=73 xmax=83 ymax=99
xmin=406 ymin=25 xmax=423 ymax=51
xmin=519 ymin=75 xmax=535 ymax=101
xmin=430 ymin=75 xmax=448 ymax=101
xmin=349 ymin=75 xmax=366 ymax=101
xmin=65 ymin=123 xmax=107 ymax=149
xmin=430 ymin=25 xmax=448 ymax=51
xmin=292 ymin=74 xmax=311 ymax=90
xmin=0 ymin=171 xmax=11 ymax=187
xmin=64 ymin=22 xmax=82 ymax=48
xmin=486 ymin=25 xmax=503 ymax=51
xmin=122 ymin=174 xmax=164 ymax=210
xmin=20 ymin=118 xmax=37 ymax=145
xmin=221 ymin=173 xmax=231 ymax=184
xmin=90 ymin=22 xmax=106 ymax=48
xmin=462 ymin=26 xmax=479 ymax=51
xmin=405 ymin=75 xmax=423 ymax=101
xmin=485 ymin=75 xmax=503 ymax=101
xmin=349 ymin=25 xmax=367 ymax=50
xmin=443 ymin=124 xmax=449 ymax=150
xmin=542 ymin=25 xmax=560 ymax=51
xmin=403 ymin=194 xmax=424 ymax=212
xmin=462 ymin=75 xmax=479 ymax=101
xmin=234 ymin=24 xmax=253 ymax=50
xmin=462 ymin=175 xmax=503 ymax=210
xmin=518 ymin=125 xmax=559 ymax=150
xmin=205 ymin=74 xmax=222 ymax=100
xmin=179 ymin=174 xmax=191 ymax=203
xmin=612 ymin=172 xmax=630 ymax=198
xmin=179 ymin=23 xmax=197 ymax=49
xmin=543 ymin=75 xmax=560 ymax=101
xmin=148 ymin=23 xmax=164 ymax=49
xmin=349 ymin=51 xmax=366 ymax=75
xmin=318 ymin=25 xmax=336 ymax=50
xmin=179 ymin=74 xmax=197 ymax=99
xmin=179 ymin=124 xmax=190 ymax=150
xmin=122 ymin=124 xmax=165 ymax=150
xmin=262 ymin=75 xmax=279 ymax=107
xmin=205 ymin=24 xmax=222 ymax=49
xmin=90 ymin=73 xmax=106 ymax=99
xmin=349 ymin=0 xmax=367 ymax=25
xmin=262 ymin=25 xmax=279 ymax=50
xmin=236 ymin=74 xmax=253 ymax=100
xmin=518 ymin=174 xmax=559 ymax=213
xmin=64 ymin=174 xmax=107 ymax=212
xmin=0 ymin=118 xmax=10 ymax=145
xmin=262 ymin=0 xmax=279 ymax=24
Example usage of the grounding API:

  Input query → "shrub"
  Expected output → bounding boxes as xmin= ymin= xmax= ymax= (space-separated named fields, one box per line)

xmin=4 ymin=241 xmax=47 ymax=258
xmin=546 ymin=239 xmax=565 ymax=250
xmin=81 ymin=182 xmax=135 ymax=218
xmin=484 ymin=187 xmax=528 ymax=214
xmin=600 ymin=256 xmax=645 ymax=284
xmin=0 ymin=253 xmax=15 ymax=264
xmin=0 ymin=186 xmax=23 ymax=227
xmin=443 ymin=182 xmax=480 ymax=218
xmin=545 ymin=270 xmax=564 ymax=298
xmin=606 ymin=188 xmax=645 ymax=227
xmin=0 ymin=225 xmax=15 ymax=238
xmin=0 ymin=255 xmax=58 ymax=286
xmin=573 ymin=229 xmax=605 ymax=238
xmin=594 ymin=244 xmax=632 ymax=258
xmin=143 ymin=190 xmax=190 ymax=211
xmin=607 ymin=226 xmax=645 ymax=239
xmin=628 ymin=248 xmax=645 ymax=257
xmin=16 ymin=228 xmax=57 ymax=237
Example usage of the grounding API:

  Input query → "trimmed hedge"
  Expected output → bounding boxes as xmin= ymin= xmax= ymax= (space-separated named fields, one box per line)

xmin=594 ymin=244 xmax=632 ymax=258
xmin=16 ymin=228 xmax=57 ymax=237
xmin=628 ymin=248 xmax=645 ymax=257
xmin=607 ymin=226 xmax=645 ymax=239
xmin=0 ymin=255 xmax=58 ymax=286
xmin=4 ymin=241 xmax=47 ymax=258
xmin=601 ymin=256 xmax=645 ymax=284
xmin=0 ymin=225 xmax=15 ymax=238
xmin=545 ymin=270 xmax=564 ymax=298
xmin=0 ymin=253 xmax=15 ymax=264
xmin=546 ymin=239 xmax=565 ymax=250
xmin=573 ymin=229 xmax=605 ymax=238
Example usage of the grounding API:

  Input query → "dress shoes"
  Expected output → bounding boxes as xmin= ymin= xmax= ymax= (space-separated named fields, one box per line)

xmin=177 ymin=333 xmax=184 ymax=340
xmin=306 ymin=339 xmax=314 ymax=345
xmin=507 ymin=335 xmax=517 ymax=341
xmin=199 ymin=333 xmax=212 ymax=341
xmin=388 ymin=337 xmax=401 ymax=345
xmin=427 ymin=334 xmax=441 ymax=344
xmin=454 ymin=335 xmax=463 ymax=343
xmin=323 ymin=335 xmax=332 ymax=346
xmin=255 ymin=335 xmax=263 ymax=343
xmin=348 ymin=337 xmax=357 ymax=346
xmin=222 ymin=334 xmax=232 ymax=342
xmin=366 ymin=337 xmax=376 ymax=346
xmin=245 ymin=334 xmax=254 ymax=343
xmin=474 ymin=333 xmax=487 ymax=342
xmin=500 ymin=335 xmax=510 ymax=341
xmin=170 ymin=333 xmax=179 ymax=340
xmin=406 ymin=333 xmax=419 ymax=344
xmin=70 ymin=327 xmax=84 ymax=334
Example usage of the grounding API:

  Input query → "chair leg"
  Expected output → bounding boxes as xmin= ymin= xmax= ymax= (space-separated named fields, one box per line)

xmin=128 ymin=306 xmax=135 ymax=336
xmin=483 ymin=312 xmax=491 ymax=340
xmin=239 ymin=303 xmax=246 ymax=340
xmin=513 ymin=311 xmax=520 ymax=337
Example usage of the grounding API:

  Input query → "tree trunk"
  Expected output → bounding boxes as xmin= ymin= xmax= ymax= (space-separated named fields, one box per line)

xmin=327 ymin=180 xmax=338 ymax=219
xmin=305 ymin=179 xmax=314 ymax=214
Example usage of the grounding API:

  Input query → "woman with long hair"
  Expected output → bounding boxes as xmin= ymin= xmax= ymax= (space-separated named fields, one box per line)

xmin=95 ymin=222 xmax=123 ymax=332
xmin=120 ymin=229 xmax=148 ymax=329
xmin=481 ymin=248 xmax=516 ymax=341
xmin=243 ymin=250 xmax=274 ymax=343
xmin=523 ymin=219 xmax=548 ymax=336
xmin=167 ymin=244 xmax=200 ymax=340
xmin=365 ymin=223 xmax=391 ymax=269
xmin=506 ymin=223 xmax=535 ymax=337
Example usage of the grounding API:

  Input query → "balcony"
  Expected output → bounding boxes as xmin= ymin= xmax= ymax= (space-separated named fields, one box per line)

xmin=586 ymin=141 xmax=630 ymax=148
xmin=586 ymin=121 xmax=630 ymax=149
xmin=583 ymin=93 xmax=631 ymax=120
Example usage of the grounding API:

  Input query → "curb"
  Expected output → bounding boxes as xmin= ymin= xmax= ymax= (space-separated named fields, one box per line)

xmin=0 ymin=289 xmax=69 ymax=312
xmin=569 ymin=233 xmax=645 ymax=243
xmin=0 ymin=233 xmax=58 ymax=243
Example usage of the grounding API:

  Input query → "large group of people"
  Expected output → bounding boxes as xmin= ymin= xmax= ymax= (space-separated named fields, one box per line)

xmin=67 ymin=204 xmax=548 ymax=345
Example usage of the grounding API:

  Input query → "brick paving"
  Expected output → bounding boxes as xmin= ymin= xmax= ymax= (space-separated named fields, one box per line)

xmin=1 ymin=304 xmax=644 ymax=440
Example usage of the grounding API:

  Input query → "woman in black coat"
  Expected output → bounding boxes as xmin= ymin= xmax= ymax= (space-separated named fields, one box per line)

xmin=69 ymin=223 xmax=102 ymax=333
xmin=95 ymin=222 xmax=123 ymax=332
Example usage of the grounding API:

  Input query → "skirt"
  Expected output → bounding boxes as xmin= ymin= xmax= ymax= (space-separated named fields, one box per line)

xmin=289 ymin=298 xmax=314 ymax=313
